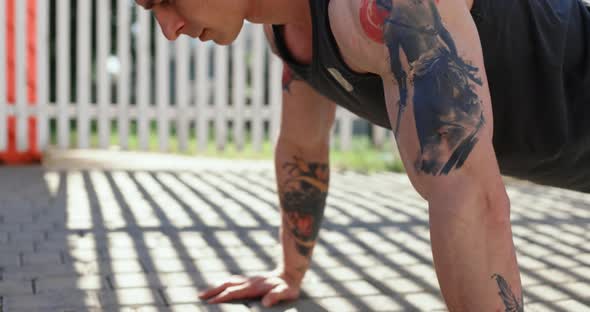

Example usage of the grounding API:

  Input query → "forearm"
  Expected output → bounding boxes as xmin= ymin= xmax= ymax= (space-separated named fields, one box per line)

xmin=428 ymin=185 xmax=523 ymax=311
xmin=274 ymin=137 xmax=330 ymax=284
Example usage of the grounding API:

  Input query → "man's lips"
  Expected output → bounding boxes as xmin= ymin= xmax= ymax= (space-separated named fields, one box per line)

xmin=184 ymin=28 xmax=203 ymax=39
xmin=199 ymin=29 xmax=210 ymax=41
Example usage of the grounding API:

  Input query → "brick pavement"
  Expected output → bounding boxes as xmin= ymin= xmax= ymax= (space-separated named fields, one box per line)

xmin=0 ymin=151 xmax=588 ymax=311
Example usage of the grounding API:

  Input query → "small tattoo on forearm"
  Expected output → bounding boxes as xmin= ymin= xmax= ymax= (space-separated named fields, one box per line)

xmin=492 ymin=274 xmax=524 ymax=312
xmin=280 ymin=156 xmax=329 ymax=257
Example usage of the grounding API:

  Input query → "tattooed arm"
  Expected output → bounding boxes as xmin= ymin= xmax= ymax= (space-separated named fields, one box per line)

xmin=358 ymin=0 xmax=523 ymax=310
xmin=274 ymin=65 xmax=336 ymax=285
xmin=200 ymin=26 xmax=336 ymax=306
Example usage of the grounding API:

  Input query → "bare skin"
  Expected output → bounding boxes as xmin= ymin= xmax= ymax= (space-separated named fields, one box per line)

xmin=136 ymin=0 xmax=523 ymax=310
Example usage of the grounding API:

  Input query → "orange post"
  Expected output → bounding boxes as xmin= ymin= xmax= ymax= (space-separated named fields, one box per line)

xmin=0 ymin=0 xmax=41 ymax=164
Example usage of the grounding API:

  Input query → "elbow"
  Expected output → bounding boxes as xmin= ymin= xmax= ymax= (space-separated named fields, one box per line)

xmin=275 ymin=133 xmax=331 ymax=158
xmin=425 ymin=177 xmax=511 ymax=227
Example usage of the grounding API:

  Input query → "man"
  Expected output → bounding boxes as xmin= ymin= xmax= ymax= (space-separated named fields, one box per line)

xmin=135 ymin=0 xmax=590 ymax=310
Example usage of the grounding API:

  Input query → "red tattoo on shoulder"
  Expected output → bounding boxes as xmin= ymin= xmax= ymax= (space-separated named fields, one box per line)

xmin=360 ymin=0 xmax=441 ymax=44
xmin=360 ymin=0 xmax=390 ymax=44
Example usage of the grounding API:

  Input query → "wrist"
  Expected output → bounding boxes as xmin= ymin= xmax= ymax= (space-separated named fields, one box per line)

xmin=276 ymin=266 xmax=307 ymax=286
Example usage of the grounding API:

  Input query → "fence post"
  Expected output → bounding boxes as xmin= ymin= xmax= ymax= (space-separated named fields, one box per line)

xmin=339 ymin=111 xmax=353 ymax=151
xmin=156 ymin=31 xmax=170 ymax=152
xmin=36 ymin=0 xmax=48 ymax=152
xmin=251 ymin=25 xmax=265 ymax=152
xmin=117 ymin=0 xmax=131 ymax=150
xmin=57 ymin=0 xmax=70 ymax=149
xmin=136 ymin=8 xmax=152 ymax=151
xmin=176 ymin=36 xmax=190 ymax=152
xmin=97 ymin=0 xmax=111 ymax=149
xmin=372 ymin=125 xmax=388 ymax=148
xmin=195 ymin=42 xmax=209 ymax=152
xmin=15 ymin=0 xmax=28 ymax=152
xmin=77 ymin=0 xmax=91 ymax=149
xmin=214 ymin=45 xmax=228 ymax=151
xmin=232 ymin=32 xmax=246 ymax=151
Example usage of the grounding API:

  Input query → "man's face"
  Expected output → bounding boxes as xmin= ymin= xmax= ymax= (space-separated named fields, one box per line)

xmin=135 ymin=0 xmax=249 ymax=44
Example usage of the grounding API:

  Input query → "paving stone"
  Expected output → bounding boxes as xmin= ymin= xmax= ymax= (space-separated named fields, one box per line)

xmin=161 ymin=286 xmax=204 ymax=304
xmin=561 ymin=281 xmax=590 ymax=298
xmin=520 ymin=272 xmax=543 ymax=287
xmin=404 ymin=292 xmax=447 ymax=311
xmin=98 ymin=287 xmax=165 ymax=306
xmin=0 ymin=254 xmax=20 ymax=267
xmin=363 ymin=265 xmax=403 ymax=281
xmin=524 ymin=302 xmax=554 ymax=312
xmin=21 ymin=250 xmax=66 ymax=266
xmin=0 ymin=279 xmax=33 ymax=296
xmin=68 ymin=248 xmax=104 ymax=262
xmin=554 ymin=299 xmax=590 ymax=311
xmin=571 ymin=266 xmax=590 ymax=280
xmin=357 ymin=294 xmax=405 ymax=311
xmin=103 ymin=305 xmax=172 ymax=312
xmin=301 ymin=282 xmax=341 ymax=298
xmin=533 ymin=268 xmax=577 ymax=284
xmin=526 ymin=285 xmax=570 ymax=301
xmin=3 ymin=289 xmax=101 ymax=310
xmin=345 ymin=254 xmax=380 ymax=268
xmin=35 ymin=274 xmax=108 ymax=292
xmin=545 ymin=254 xmax=581 ymax=268
xmin=518 ymin=244 xmax=553 ymax=258
xmin=574 ymin=253 xmax=590 ymax=266
xmin=405 ymin=264 xmax=438 ymax=284
xmin=232 ymin=256 xmax=272 ymax=272
xmin=321 ymin=266 xmax=364 ymax=282
xmin=381 ymin=277 xmax=423 ymax=293
xmin=109 ymin=272 xmax=177 ymax=289
xmin=249 ymin=300 xmax=322 ymax=312
xmin=517 ymin=255 xmax=548 ymax=270
xmin=0 ymin=232 xmax=9 ymax=244
xmin=313 ymin=296 xmax=364 ymax=312
xmin=385 ymin=252 xmax=421 ymax=266
xmin=198 ymin=303 xmax=251 ymax=312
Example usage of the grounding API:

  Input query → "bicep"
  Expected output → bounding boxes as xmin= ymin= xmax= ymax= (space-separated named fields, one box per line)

xmin=279 ymin=65 xmax=337 ymax=149
xmin=263 ymin=25 xmax=335 ymax=149
xmin=378 ymin=0 xmax=502 ymax=198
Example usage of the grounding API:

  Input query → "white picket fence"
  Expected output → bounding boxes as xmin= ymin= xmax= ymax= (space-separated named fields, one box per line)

xmin=0 ymin=0 xmax=391 ymax=154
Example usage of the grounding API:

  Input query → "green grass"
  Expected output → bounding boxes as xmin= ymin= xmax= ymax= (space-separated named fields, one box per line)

xmin=330 ymin=137 xmax=405 ymax=173
xmin=50 ymin=121 xmax=405 ymax=173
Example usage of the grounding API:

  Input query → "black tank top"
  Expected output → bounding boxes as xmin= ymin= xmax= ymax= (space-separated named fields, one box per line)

xmin=272 ymin=0 xmax=590 ymax=193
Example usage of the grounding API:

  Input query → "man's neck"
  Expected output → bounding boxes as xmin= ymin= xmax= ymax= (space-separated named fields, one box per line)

xmin=246 ymin=0 xmax=311 ymax=28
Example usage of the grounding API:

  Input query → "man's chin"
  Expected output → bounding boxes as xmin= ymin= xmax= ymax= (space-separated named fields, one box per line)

xmin=213 ymin=37 xmax=233 ymax=46
xmin=215 ymin=32 xmax=241 ymax=46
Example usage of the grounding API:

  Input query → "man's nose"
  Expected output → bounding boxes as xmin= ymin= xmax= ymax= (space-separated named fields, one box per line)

xmin=153 ymin=8 xmax=186 ymax=41
xmin=161 ymin=19 xmax=185 ymax=40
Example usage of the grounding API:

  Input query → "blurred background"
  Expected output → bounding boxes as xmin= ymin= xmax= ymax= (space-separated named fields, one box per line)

xmin=0 ymin=0 xmax=401 ymax=172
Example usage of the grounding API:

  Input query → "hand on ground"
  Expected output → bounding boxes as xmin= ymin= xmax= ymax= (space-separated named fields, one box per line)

xmin=199 ymin=271 xmax=302 ymax=307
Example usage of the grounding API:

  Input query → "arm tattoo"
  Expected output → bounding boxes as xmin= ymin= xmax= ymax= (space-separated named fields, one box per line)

xmin=282 ymin=66 xmax=303 ymax=94
xmin=492 ymin=274 xmax=524 ymax=312
xmin=280 ymin=156 xmax=329 ymax=257
xmin=361 ymin=0 xmax=485 ymax=175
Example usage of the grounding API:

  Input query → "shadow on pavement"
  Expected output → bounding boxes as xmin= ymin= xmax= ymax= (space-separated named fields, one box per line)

xmin=0 ymin=166 xmax=589 ymax=311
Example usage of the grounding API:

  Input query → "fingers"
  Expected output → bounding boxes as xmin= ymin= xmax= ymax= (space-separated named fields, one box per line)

xmin=198 ymin=276 xmax=248 ymax=300
xmin=261 ymin=284 xmax=297 ymax=308
xmin=206 ymin=281 xmax=268 ymax=304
